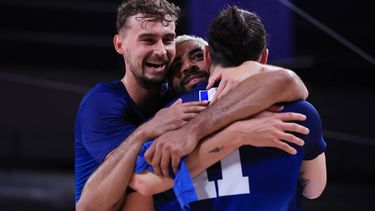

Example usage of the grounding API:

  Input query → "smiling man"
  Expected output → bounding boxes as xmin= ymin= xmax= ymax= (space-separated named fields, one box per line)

xmin=75 ymin=1 xmax=313 ymax=211
xmin=168 ymin=35 xmax=210 ymax=96
xmin=128 ymin=7 xmax=326 ymax=211
xmin=74 ymin=1 xmax=204 ymax=210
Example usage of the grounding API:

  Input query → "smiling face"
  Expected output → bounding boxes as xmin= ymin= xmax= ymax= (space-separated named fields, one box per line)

xmin=169 ymin=40 xmax=210 ymax=95
xmin=117 ymin=14 xmax=176 ymax=87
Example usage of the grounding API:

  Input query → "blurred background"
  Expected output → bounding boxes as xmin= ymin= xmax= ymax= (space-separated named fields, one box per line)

xmin=0 ymin=0 xmax=374 ymax=210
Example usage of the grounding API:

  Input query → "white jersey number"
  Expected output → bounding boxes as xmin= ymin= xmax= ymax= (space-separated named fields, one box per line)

xmin=193 ymin=149 xmax=250 ymax=200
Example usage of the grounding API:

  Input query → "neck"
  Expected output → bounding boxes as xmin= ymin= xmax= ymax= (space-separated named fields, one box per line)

xmin=122 ymin=74 xmax=162 ymax=113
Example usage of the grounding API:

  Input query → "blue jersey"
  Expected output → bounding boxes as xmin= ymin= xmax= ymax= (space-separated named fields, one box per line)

xmin=74 ymin=81 xmax=154 ymax=202
xmin=153 ymin=82 xmax=327 ymax=211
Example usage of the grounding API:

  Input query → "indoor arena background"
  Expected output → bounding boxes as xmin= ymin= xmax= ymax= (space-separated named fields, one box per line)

xmin=0 ymin=0 xmax=374 ymax=210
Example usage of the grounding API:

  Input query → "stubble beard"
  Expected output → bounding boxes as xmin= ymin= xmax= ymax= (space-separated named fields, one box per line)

xmin=178 ymin=69 xmax=209 ymax=93
xmin=126 ymin=56 xmax=167 ymax=88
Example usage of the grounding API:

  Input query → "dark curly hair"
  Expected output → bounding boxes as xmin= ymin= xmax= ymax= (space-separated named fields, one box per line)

xmin=116 ymin=0 xmax=180 ymax=32
xmin=208 ymin=6 xmax=267 ymax=67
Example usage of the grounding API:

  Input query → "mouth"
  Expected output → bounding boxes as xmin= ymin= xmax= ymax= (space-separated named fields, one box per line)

xmin=183 ymin=72 xmax=209 ymax=87
xmin=145 ymin=61 xmax=167 ymax=72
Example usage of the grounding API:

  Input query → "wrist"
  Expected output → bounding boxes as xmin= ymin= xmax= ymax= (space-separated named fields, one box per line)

xmin=133 ymin=124 xmax=153 ymax=144
xmin=185 ymin=119 xmax=206 ymax=143
xmin=234 ymin=133 xmax=247 ymax=148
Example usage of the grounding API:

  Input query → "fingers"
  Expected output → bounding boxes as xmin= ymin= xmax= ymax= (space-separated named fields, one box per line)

xmin=170 ymin=98 xmax=183 ymax=107
xmin=146 ymin=143 xmax=182 ymax=178
xmin=145 ymin=143 xmax=163 ymax=176
xmin=178 ymin=101 xmax=208 ymax=116
xmin=144 ymin=144 xmax=155 ymax=165
xmin=277 ymin=112 xmax=306 ymax=122
xmin=160 ymin=150 xmax=171 ymax=177
xmin=277 ymin=131 xmax=305 ymax=146
xmin=207 ymin=72 xmax=222 ymax=89
xmin=182 ymin=105 xmax=207 ymax=113
xmin=171 ymin=153 xmax=181 ymax=175
xmin=255 ymin=110 xmax=273 ymax=118
xmin=212 ymin=80 xmax=227 ymax=103
xmin=217 ymin=81 xmax=233 ymax=100
xmin=181 ymin=101 xmax=209 ymax=107
xmin=275 ymin=141 xmax=297 ymax=155
xmin=151 ymin=148 xmax=162 ymax=176
xmin=181 ymin=113 xmax=197 ymax=121
xmin=281 ymin=122 xmax=310 ymax=135
xmin=267 ymin=104 xmax=284 ymax=112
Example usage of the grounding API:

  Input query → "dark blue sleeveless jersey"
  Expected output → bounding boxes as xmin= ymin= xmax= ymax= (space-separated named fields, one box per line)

xmin=153 ymin=82 xmax=327 ymax=211
xmin=74 ymin=81 xmax=154 ymax=203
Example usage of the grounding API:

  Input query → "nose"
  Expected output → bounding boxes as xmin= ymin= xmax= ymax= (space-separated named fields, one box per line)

xmin=181 ymin=60 xmax=197 ymax=75
xmin=153 ymin=40 xmax=167 ymax=57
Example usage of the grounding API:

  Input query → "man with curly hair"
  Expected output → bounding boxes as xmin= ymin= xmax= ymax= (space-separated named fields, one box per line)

xmin=75 ymin=1 xmax=188 ymax=210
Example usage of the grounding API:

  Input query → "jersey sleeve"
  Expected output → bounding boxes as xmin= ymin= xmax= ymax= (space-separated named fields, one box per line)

xmin=283 ymin=100 xmax=327 ymax=160
xmin=78 ymin=92 xmax=136 ymax=163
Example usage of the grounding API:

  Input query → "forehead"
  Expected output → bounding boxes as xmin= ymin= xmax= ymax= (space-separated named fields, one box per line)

xmin=124 ymin=13 xmax=176 ymax=35
xmin=176 ymin=40 xmax=204 ymax=57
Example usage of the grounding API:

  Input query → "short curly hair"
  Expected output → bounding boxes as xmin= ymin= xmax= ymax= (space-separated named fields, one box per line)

xmin=116 ymin=0 xmax=180 ymax=32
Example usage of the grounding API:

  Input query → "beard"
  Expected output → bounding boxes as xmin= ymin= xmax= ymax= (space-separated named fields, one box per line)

xmin=178 ymin=68 xmax=209 ymax=93
xmin=126 ymin=54 xmax=170 ymax=88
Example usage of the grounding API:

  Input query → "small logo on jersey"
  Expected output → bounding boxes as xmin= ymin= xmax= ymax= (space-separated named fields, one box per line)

xmin=199 ymin=88 xmax=217 ymax=102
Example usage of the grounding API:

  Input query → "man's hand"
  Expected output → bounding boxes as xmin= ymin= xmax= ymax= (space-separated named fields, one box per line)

xmin=144 ymin=126 xmax=198 ymax=177
xmin=228 ymin=111 xmax=310 ymax=155
xmin=207 ymin=61 xmax=266 ymax=102
xmin=143 ymin=99 xmax=208 ymax=139
xmin=207 ymin=61 xmax=285 ymax=102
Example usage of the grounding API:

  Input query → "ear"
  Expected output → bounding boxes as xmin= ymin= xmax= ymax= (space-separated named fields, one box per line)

xmin=258 ymin=48 xmax=269 ymax=64
xmin=113 ymin=34 xmax=125 ymax=54
xmin=204 ymin=45 xmax=211 ymax=67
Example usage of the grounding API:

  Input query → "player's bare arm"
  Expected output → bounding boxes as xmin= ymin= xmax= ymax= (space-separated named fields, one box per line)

xmin=76 ymin=101 xmax=207 ymax=211
xmin=299 ymin=153 xmax=327 ymax=199
xmin=145 ymin=67 xmax=309 ymax=176
xmin=132 ymin=110 xmax=309 ymax=194
xmin=207 ymin=61 xmax=308 ymax=102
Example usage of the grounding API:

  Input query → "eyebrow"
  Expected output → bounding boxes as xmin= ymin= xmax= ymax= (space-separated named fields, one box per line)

xmin=188 ymin=47 xmax=204 ymax=58
xmin=172 ymin=46 xmax=204 ymax=65
xmin=138 ymin=33 xmax=176 ymax=39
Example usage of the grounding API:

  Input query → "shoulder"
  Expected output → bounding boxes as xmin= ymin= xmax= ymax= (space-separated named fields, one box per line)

xmin=283 ymin=101 xmax=327 ymax=159
xmin=283 ymin=100 xmax=318 ymax=114
xmin=282 ymin=100 xmax=322 ymax=126
xmin=78 ymin=81 xmax=131 ymax=117
xmin=86 ymin=81 xmax=127 ymax=101
xmin=282 ymin=100 xmax=323 ymax=140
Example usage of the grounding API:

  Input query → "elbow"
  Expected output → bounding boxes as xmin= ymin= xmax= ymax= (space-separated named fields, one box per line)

xmin=76 ymin=200 xmax=112 ymax=211
xmin=76 ymin=200 xmax=93 ymax=211
xmin=275 ymin=69 xmax=309 ymax=101
xmin=303 ymin=190 xmax=323 ymax=200
xmin=302 ymin=180 xmax=327 ymax=199
xmin=132 ymin=178 xmax=155 ymax=196
xmin=137 ymin=185 xmax=154 ymax=196
xmin=76 ymin=195 xmax=108 ymax=211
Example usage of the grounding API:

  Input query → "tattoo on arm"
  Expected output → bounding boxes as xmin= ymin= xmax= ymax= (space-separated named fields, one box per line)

xmin=299 ymin=172 xmax=310 ymax=188
xmin=209 ymin=146 xmax=224 ymax=153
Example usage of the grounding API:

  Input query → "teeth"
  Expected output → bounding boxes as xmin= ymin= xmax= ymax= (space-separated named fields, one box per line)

xmin=147 ymin=62 xmax=164 ymax=65
xmin=186 ymin=75 xmax=202 ymax=85
xmin=146 ymin=62 xmax=165 ymax=68
xmin=146 ymin=61 xmax=165 ymax=67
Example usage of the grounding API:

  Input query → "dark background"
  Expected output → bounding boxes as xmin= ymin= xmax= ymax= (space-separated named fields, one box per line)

xmin=0 ymin=0 xmax=374 ymax=210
